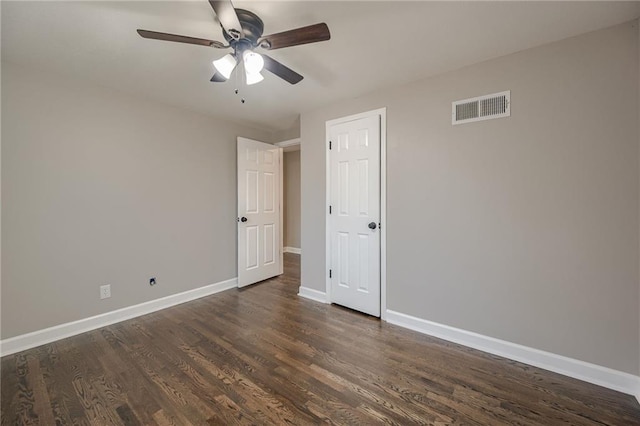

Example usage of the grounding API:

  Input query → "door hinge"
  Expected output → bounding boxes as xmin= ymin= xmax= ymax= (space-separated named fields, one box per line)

xmin=329 ymin=205 xmax=332 ymax=214
xmin=329 ymin=269 xmax=332 ymax=278
xmin=329 ymin=141 xmax=332 ymax=150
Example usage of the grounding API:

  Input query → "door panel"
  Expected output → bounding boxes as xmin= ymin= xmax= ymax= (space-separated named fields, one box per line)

xmin=246 ymin=225 xmax=259 ymax=269
xmin=237 ymin=137 xmax=283 ymax=287
xmin=264 ymin=172 xmax=275 ymax=212
xmin=329 ymin=115 xmax=381 ymax=316
xmin=264 ymin=224 xmax=275 ymax=265
xmin=357 ymin=233 xmax=370 ymax=292
xmin=246 ymin=170 xmax=259 ymax=213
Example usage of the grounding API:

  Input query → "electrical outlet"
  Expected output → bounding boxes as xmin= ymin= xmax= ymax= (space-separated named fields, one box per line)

xmin=149 ymin=277 xmax=156 ymax=286
xmin=100 ymin=284 xmax=111 ymax=299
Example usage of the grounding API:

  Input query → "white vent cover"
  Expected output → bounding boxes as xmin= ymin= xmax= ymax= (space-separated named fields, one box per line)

xmin=452 ymin=90 xmax=510 ymax=125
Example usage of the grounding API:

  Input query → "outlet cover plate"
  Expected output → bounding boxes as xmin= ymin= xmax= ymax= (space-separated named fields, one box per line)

xmin=100 ymin=284 xmax=111 ymax=299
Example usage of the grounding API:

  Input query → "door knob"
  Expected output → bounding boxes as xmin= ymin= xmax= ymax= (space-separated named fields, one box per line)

xmin=240 ymin=216 xmax=248 ymax=222
xmin=368 ymin=222 xmax=377 ymax=230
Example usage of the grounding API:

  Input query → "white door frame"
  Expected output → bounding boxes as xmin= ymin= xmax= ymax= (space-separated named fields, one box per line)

xmin=325 ymin=108 xmax=387 ymax=320
xmin=274 ymin=138 xmax=301 ymax=150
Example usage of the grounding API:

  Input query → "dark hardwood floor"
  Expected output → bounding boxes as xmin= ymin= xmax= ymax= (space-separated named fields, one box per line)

xmin=2 ymin=253 xmax=639 ymax=425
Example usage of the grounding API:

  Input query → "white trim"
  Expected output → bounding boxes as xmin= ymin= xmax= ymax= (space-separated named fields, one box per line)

xmin=386 ymin=309 xmax=640 ymax=399
xmin=284 ymin=246 xmax=301 ymax=254
xmin=275 ymin=138 xmax=301 ymax=148
xmin=298 ymin=286 xmax=329 ymax=304
xmin=379 ymin=109 xmax=387 ymax=321
xmin=279 ymin=147 xmax=284 ymax=275
xmin=325 ymin=123 xmax=332 ymax=304
xmin=325 ymin=108 xmax=387 ymax=318
xmin=0 ymin=278 xmax=238 ymax=357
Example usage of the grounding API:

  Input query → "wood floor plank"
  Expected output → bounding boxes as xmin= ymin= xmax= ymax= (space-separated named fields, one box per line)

xmin=2 ymin=253 xmax=639 ymax=425
xmin=13 ymin=353 xmax=38 ymax=425
xmin=26 ymin=351 xmax=57 ymax=425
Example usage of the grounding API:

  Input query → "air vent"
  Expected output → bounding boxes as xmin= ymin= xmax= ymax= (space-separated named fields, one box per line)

xmin=452 ymin=90 xmax=510 ymax=125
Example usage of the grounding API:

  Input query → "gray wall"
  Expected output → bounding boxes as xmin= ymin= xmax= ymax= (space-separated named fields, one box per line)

xmin=283 ymin=150 xmax=301 ymax=249
xmin=301 ymin=21 xmax=640 ymax=374
xmin=1 ymin=62 xmax=270 ymax=339
xmin=272 ymin=116 xmax=301 ymax=142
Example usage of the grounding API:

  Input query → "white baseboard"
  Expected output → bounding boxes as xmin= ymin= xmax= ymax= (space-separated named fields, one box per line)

xmin=284 ymin=246 xmax=301 ymax=255
xmin=298 ymin=286 xmax=328 ymax=304
xmin=386 ymin=310 xmax=640 ymax=401
xmin=0 ymin=278 xmax=238 ymax=357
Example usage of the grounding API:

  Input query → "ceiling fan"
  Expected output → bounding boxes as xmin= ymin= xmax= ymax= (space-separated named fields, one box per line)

xmin=137 ymin=0 xmax=330 ymax=86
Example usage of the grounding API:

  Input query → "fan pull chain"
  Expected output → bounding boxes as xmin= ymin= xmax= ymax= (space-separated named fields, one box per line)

xmin=234 ymin=60 xmax=240 ymax=100
xmin=234 ymin=58 xmax=246 ymax=104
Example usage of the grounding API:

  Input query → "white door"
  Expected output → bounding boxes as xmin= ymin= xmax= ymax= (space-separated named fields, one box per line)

xmin=328 ymin=114 xmax=381 ymax=316
xmin=237 ymin=137 xmax=283 ymax=288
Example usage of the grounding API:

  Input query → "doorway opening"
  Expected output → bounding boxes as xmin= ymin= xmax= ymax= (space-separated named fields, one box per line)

xmin=277 ymin=138 xmax=302 ymax=256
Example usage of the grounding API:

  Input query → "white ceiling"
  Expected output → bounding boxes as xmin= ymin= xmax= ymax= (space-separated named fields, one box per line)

xmin=3 ymin=1 xmax=639 ymax=132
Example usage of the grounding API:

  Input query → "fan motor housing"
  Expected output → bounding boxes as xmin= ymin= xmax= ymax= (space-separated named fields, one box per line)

xmin=222 ymin=9 xmax=264 ymax=45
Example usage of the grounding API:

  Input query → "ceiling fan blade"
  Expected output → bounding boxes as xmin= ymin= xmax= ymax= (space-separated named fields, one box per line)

xmin=210 ymin=72 xmax=227 ymax=82
xmin=137 ymin=29 xmax=225 ymax=48
xmin=262 ymin=54 xmax=303 ymax=85
xmin=208 ymin=0 xmax=243 ymax=39
xmin=259 ymin=23 xmax=330 ymax=50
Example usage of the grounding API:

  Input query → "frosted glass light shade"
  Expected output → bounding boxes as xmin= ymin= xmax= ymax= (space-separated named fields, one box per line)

xmin=243 ymin=50 xmax=264 ymax=74
xmin=213 ymin=54 xmax=237 ymax=79
xmin=245 ymin=71 xmax=264 ymax=85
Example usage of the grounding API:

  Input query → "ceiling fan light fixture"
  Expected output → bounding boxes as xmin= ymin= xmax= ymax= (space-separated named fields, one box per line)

xmin=243 ymin=50 xmax=264 ymax=74
xmin=245 ymin=71 xmax=264 ymax=85
xmin=138 ymin=2 xmax=330 ymax=86
xmin=213 ymin=53 xmax=237 ymax=79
